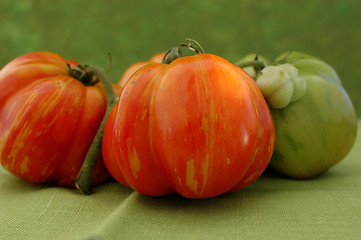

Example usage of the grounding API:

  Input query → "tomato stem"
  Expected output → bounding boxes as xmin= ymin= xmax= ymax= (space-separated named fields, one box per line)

xmin=234 ymin=59 xmax=267 ymax=76
xmin=162 ymin=38 xmax=205 ymax=64
xmin=68 ymin=64 xmax=100 ymax=86
xmin=75 ymin=65 xmax=118 ymax=195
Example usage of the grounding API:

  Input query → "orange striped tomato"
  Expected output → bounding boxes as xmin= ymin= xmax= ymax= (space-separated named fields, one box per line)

xmin=102 ymin=49 xmax=275 ymax=198
xmin=118 ymin=52 xmax=164 ymax=88
xmin=0 ymin=52 xmax=120 ymax=187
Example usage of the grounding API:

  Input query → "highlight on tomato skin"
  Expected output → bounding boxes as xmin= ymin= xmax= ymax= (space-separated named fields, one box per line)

xmin=227 ymin=67 xmax=275 ymax=191
xmin=0 ymin=51 xmax=112 ymax=187
xmin=102 ymin=47 xmax=275 ymax=199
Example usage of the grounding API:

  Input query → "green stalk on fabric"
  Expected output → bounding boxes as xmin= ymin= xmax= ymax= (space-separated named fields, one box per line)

xmin=236 ymin=51 xmax=357 ymax=179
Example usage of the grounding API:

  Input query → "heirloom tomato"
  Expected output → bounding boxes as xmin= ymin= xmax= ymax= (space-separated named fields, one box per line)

xmin=102 ymin=40 xmax=275 ymax=199
xmin=237 ymin=51 xmax=357 ymax=178
xmin=118 ymin=52 xmax=164 ymax=88
xmin=0 ymin=52 xmax=121 ymax=187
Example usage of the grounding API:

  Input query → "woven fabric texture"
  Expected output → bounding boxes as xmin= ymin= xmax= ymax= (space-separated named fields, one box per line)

xmin=1 ymin=123 xmax=360 ymax=240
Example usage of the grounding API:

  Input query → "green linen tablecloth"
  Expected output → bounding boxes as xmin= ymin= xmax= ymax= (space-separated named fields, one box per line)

xmin=1 ymin=122 xmax=360 ymax=240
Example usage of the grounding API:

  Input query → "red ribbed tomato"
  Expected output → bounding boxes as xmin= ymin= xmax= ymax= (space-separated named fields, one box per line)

xmin=102 ymin=48 xmax=275 ymax=198
xmin=0 ymin=52 xmax=121 ymax=187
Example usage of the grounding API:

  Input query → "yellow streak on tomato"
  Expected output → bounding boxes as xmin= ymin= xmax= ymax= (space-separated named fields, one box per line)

xmin=40 ymin=89 xmax=64 ymax=118
xmin=201 ymin=100 xmax=216 ymax=148
xmin=24 ymin=90 xmax=40 ymax=105
xmin=8 ymin=123 xmax=32 ymax=165
xmin=41 ymin=161 xmax=52 ymax=177
xmin=243 ymin=169 xmax=261 ymax=184
xmin=141 ymin=109 xmax=147 ymax=121
xmin=201 ymin=71 xmax=209 ymax=98
xmin=268 ymin=132 xmax=275 ymax=158
xmin=0 ymin=96 xmax=35 ymax=153
xmin=200 ymin=154 xmax=210 ymax=195
xmin=2 ymin=100 xmax=34 ymax=167
xmin=226 ymin=157 xmax=231 ymax=165
xmin=186 ymin=159 xmax=198 ymax=193
xmin=126 ymin=138 xmax=140 ymax=179
xmin=249 ymin=148 xmax=259 ymax=165
xmin=33 ymin=81 xmax=75 ymax=139
xmin=253 ymin=100 xmax=259 ymax=117
xmin=2 ymin=80 xmax=70 ymax=171
xmin=20 ymin=156 xmax=30 ymax=174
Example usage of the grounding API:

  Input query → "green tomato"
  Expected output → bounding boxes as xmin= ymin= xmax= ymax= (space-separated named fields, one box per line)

xmin=269 ymin=51 xmax=357 ymax=178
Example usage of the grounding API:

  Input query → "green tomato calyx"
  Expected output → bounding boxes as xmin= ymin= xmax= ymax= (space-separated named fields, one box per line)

xmin=234 ymin=54 xmax=268 ymax=78
xmin=256 ymin=64 xmax=307 ymax=109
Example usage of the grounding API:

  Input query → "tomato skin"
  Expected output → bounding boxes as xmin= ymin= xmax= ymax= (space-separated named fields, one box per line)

xmin=0 ymin=52 xmax=110 ymax=187
xmin=228 ymin=68 xmax=275 ymax=191
xmin=103 ymin=53 xmax=275 ymax=198
xmin=118 ymin=52 xmax=164 ymax=88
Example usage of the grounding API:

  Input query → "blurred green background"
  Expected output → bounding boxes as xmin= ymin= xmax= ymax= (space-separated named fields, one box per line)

xmin=1 ymin=0 xmax=360 ymax=116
